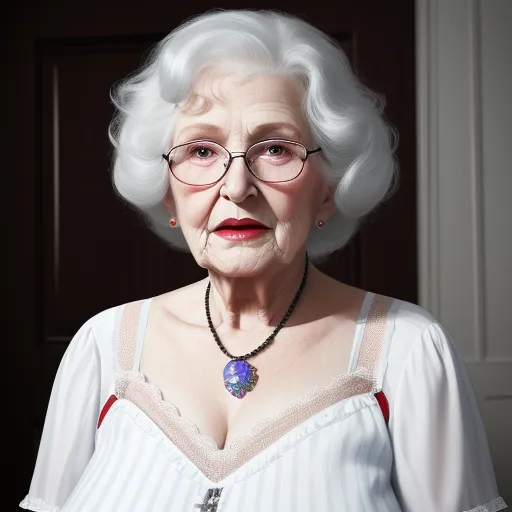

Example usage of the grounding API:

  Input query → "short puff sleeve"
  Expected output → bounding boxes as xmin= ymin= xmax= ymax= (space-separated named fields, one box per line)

xmin=390 ymin=323 xmax=507 ymax=512
xmin=20 ymin=318 xmax=105 ymax=511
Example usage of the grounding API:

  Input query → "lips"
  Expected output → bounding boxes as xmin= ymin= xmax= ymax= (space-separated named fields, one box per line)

xmin=213 ymin=218 xmax=269 ymax=242
xmin=214 ymin=218 xmax=269 ymax=231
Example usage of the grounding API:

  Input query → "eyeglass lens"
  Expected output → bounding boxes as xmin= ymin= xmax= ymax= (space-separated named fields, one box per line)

xmin=168 ymin=140 xmax=307 ymax=185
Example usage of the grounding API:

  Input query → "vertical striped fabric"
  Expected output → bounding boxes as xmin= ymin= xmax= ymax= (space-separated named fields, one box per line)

xmin=61 ymin=393 xmax=402 ymax=512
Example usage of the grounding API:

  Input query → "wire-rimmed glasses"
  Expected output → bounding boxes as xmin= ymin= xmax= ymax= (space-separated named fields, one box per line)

xmin=162 ymin=139 xmax=322 ymax=186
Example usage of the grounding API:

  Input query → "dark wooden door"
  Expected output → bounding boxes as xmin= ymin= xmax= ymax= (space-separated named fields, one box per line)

xmin=8 ymin=1 xmax=416 ymax=509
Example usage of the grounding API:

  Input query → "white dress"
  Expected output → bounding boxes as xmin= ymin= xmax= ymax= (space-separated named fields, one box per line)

xmin=20 ymin=292 xmax=508 ymax=512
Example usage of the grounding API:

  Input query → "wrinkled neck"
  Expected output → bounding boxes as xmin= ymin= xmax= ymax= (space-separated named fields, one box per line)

xmin=207 ymin=255 xmax=309 ymax=332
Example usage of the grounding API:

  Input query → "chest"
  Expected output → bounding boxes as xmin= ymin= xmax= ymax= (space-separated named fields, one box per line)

xmin=139 ymin=317 xmax=360 ymax=450
xmin=91 ymin=389 xmax=393 ymax=505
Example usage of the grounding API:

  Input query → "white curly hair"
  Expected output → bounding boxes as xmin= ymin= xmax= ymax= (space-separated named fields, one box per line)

xmin=108 ymin=8 xmax=398 ymax=260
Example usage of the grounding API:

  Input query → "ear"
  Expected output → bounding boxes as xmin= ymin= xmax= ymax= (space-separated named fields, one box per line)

xmin=316 ymin=184 xmax=337 ymax=223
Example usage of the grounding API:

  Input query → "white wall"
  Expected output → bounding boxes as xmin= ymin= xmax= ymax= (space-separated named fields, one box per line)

xmin=416 ymin=0 xmax=512 ymax=500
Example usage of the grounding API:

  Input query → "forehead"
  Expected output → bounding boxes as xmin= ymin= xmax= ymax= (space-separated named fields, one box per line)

xmin=193 ymin=71 xmax=303 ymax=107
xmin=173 ymin=71 xmax=308 ymax=139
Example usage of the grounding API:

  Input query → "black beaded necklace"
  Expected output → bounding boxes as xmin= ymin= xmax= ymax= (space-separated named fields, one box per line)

xmin=205 ymin=254 xmax=309 ymax=399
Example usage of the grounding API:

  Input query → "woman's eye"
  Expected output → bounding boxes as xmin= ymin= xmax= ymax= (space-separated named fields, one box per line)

xmin=267 ymin=145 xmax=285 ymax=156
xmin=194 ymin=146 xmax=213 ymax=158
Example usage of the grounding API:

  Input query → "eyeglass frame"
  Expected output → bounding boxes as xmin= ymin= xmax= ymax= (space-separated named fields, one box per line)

xmin=161 ymin=138 xmax=322 ymax=186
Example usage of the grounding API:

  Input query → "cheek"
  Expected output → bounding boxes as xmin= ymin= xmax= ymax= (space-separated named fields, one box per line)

xmin=267 ymin=190 xmax=315 ymax=249
xmin=172 ymin=184 xmax=217 ymax=228
xmin=269 ymin=179 xmax=323 ymax=224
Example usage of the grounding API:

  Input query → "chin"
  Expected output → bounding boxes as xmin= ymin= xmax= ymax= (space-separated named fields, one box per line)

xmin=200 ymin=246 xmax=282 ymax=277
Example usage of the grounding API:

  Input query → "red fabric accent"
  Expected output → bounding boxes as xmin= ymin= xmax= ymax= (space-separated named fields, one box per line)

xmin=97 ymin=394 xmax=118 ymax=429
xmin=97 ymin=392 xmax=389 ymax=429
xmin=374 ymin=391 xmax=389 ymax=425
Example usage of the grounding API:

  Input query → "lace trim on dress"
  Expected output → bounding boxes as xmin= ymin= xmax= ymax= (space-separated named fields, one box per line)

xmin=111 ymin=293 xmax=395 ymax=482
xmin=464 ymin=496 xmax=508 ymax=512
xmin=19 ymin=496 xmax=60 ymax=512
xmin=115 ymin=366 xmax=375 ymax=482
xmin=356 ymin=294 xmax=393 ymax=377
xmin=117 ymin=300 xmax=144 ymax=371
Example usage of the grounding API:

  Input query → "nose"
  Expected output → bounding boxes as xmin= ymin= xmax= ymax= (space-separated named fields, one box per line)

xmin=219 ymin=154 xmax=258 ymax=203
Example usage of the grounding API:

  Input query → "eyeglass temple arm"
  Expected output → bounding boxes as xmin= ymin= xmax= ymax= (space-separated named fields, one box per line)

xmin=303 ymin=147 xmax=322 ymax=161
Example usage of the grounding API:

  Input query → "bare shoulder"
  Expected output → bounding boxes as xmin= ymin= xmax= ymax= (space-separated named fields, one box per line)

xmin=307 ymin=267 xmax=368 ymax=321
xmin=150 ymin=278 xmax=209 ymax=327
xmin=311 ymin=268 xmax=437 ymax=329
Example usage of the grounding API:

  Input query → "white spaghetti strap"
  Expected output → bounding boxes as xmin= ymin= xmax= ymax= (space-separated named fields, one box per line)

xmin=117 ymin=299 xmax=145 ymax=372
xmin=355 ymin=294 xmax=398 ymax=392
xmin=347 ymin=292 xmax=375 ymax=374
xmin=133 ymin=298 xmax=153 ymax=371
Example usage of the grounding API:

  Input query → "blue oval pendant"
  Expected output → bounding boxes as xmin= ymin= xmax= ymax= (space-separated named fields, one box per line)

xmin=223 ymin=360 xmax=259 ymax=399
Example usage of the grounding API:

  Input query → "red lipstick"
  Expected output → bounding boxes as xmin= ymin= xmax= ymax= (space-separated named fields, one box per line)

xmin=213 ymin=218 xmax=269 ymax=241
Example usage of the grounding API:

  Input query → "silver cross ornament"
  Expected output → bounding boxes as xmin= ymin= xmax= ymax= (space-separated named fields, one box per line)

xmin=193 ymin=488 xmax=223 ymax=512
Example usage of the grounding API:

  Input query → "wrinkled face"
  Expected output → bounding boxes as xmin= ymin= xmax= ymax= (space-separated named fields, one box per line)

xmin=164 ymin=71 xmax=335 ymax=276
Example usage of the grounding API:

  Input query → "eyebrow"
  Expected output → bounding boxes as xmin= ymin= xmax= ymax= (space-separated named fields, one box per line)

xmin=174 ymin=122 xmax=303 ymax=146
xmin=175 ymin=123 xmax=225 ymax=144
xmin=246 ymin=122 xmax=302 ymax=141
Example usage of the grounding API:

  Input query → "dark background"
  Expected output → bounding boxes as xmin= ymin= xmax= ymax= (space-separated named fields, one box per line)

xmin=6 ymin=1 xmax=416 ymax=509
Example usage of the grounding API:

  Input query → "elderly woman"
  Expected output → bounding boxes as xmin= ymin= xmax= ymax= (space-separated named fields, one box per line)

xmin=21 ymin=9 xmax=506 ymax=512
